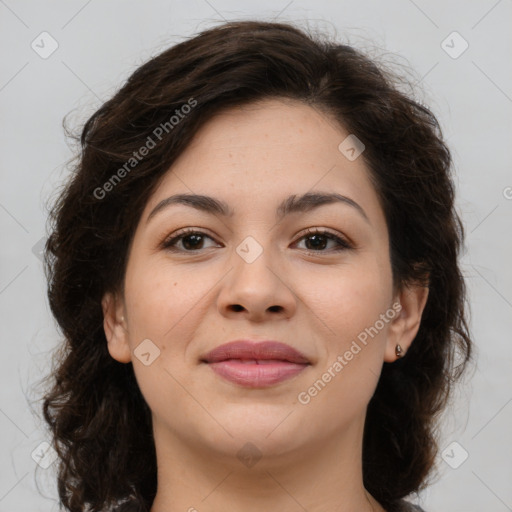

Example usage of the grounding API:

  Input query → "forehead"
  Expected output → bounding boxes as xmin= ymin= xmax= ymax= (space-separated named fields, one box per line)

xmin=143 ymin=98 xmax=382 ymax=223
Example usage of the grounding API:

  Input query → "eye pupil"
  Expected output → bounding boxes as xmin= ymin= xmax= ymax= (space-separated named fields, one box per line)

xmin=182 ymin=234 xmax=203 ymax=250
xmin=306 ymin=234 xmax=327 ymax=250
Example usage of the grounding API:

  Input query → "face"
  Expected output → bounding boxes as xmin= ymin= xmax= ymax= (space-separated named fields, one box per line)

xmin=103 ymin=98 xmax=425 ymax=464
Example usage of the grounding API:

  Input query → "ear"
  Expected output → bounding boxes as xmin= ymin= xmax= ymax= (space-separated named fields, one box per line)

xmin=101 ymin=291 xmax=131 ymax=363
xmin=384 ymin=283 xmax=429 ymax=362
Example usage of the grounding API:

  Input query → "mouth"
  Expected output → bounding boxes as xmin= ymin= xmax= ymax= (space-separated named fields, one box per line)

xmin=201 ymin=340 xmax=311 ymax=388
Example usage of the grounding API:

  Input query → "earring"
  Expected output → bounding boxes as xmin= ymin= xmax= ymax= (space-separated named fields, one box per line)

xmin=395 ymin=344 xmax=403 ymax=358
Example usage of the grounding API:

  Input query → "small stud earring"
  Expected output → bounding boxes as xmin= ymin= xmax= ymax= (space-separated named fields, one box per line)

xmin=395 ymin=344 xmax=403 ymax=358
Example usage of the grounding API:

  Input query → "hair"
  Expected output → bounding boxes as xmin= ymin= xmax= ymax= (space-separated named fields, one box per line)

xmin=40 ymin=19 xmax=473 ymax=512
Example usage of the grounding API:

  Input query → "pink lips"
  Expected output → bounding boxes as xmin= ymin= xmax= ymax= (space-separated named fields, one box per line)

xmin=201 ymin=340 xmax=311 ymax=388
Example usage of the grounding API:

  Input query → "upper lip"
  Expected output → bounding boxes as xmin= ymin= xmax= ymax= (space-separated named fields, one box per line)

xmin=201 ymin=340 xmax=311 ymax=364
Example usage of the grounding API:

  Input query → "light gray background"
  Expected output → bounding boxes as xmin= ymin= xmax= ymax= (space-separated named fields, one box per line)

xmin=1 ymin=1 xmax=511 ymax=511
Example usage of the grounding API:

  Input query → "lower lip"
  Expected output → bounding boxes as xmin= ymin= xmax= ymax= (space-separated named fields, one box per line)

xmin=206 ymin=360 xmax=309 ymax=388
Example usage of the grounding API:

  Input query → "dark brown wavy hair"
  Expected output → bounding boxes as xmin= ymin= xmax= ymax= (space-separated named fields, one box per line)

xmin=39 ymin=19 xmax=473 ymax=512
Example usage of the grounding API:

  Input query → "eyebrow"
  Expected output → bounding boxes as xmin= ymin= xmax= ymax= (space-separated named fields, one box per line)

xmin=146 ymin=191 xmax=370 ymax=225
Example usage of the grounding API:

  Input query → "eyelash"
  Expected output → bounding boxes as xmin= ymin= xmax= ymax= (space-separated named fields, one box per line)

xmin=160 ymin=227 xmax=353 ymax=255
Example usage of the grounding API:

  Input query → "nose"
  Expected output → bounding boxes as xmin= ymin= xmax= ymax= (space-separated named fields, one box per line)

xmin=217 ymin=243 xmax=297 ymax=323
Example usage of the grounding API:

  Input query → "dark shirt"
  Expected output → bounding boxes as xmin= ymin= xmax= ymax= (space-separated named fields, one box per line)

xmin=392 ymin=499 xmax=426 ymax=512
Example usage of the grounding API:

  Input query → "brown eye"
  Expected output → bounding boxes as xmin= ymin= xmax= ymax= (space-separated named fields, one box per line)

xmin=160 ymin=228 xmax=352 ymax=255
xmin=161 ymin=230 xmax=220 ymax=252
xmin=294 ymin=229 xmax=352 ymax=253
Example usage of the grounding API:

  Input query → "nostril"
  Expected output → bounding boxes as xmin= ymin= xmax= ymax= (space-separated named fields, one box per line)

xmin=228 ymin=304 xmax=282 ymax=313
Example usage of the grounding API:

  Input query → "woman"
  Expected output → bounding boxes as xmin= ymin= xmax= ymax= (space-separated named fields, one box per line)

xmin=41 ymin=20 xmax=472 ymax=512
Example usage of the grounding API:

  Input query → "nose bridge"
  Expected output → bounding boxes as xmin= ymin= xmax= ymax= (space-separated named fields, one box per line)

xmin=231 ymin=232 xmax=281 ymax=290
xmin=217 ymin=232 xmax=296 ymax=318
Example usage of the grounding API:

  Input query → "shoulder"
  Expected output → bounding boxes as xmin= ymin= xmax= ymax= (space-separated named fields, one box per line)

xmin=113 ymin=501 xmax=147 ymax=512
xmin=389 ymin=499 xmax=426 ymax=512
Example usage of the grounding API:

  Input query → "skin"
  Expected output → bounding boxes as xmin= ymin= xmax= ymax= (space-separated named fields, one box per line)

xmin=102 ymin=98 xmax=429 ymax=512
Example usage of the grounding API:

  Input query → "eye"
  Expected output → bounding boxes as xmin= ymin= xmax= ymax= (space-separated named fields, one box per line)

xmin=293 ymin=229 xmax=353 ymax=253
xmin=160 ymin=229 xmax=220 ymax=252
xmin=160 ymin=227 xmax=353 ymax=254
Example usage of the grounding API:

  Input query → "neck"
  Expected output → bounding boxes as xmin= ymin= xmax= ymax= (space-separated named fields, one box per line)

xmin=149 ymin=415 xmax=386 ymax=512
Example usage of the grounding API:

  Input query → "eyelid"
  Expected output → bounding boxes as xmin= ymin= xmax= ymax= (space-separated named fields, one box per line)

xmin=293 ymin=227 xmax=354 ymax=252
xmin=159 ymin=227 xmax=220 ymax=251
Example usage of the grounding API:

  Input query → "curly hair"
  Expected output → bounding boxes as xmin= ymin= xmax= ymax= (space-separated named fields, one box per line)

xmin=40 ymin=19 xmax=473 ymax=512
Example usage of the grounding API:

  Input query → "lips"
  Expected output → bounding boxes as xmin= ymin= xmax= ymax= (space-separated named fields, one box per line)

xmin=201 ymin=340 xmax=311 ymax=364
xmin=201 ymin=340 xmax=311 ymax=388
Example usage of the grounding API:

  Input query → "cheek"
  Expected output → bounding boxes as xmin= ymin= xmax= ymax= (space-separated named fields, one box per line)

xmin=124 ymin=258 xmax=211 ymax=338
xmin=123 ymin=261 xmax=210 ymax=410
xmin=301 ymin=261 xmax=392 ymax=343
xmin=295 ymin=271 xmax=390 ymax=431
